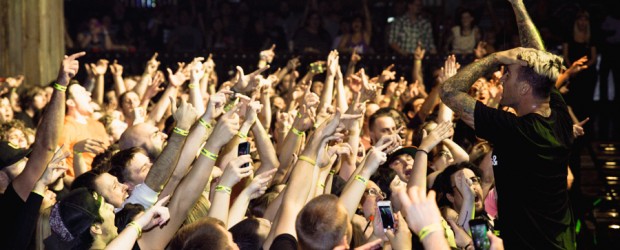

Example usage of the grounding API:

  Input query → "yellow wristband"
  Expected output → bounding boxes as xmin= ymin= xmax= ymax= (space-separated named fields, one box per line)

xmin=173 ymin=127 xmax=189 ymax=136
xmin=127 ymin=222 xmax=142 ymax=238
xmin=53 ymin=83 xmax=67 ymax=92
xmin=32 ymin=190 xmax=45 ymax=198
xmin=354 ymin=175 xmax=368 ymax=185
xmin=318 ymin=182 xmax=325 ymax=188
xmin=188 ymin=83 xmax=198 ymax=89
xmin=215 ymin=185 xmax=232 ymax=194
xmin=237 ymin=131 xmax=248 ymax=139
xmin=329 ymin=170 xmax=336 ymax=175
xmin=418 ymin=223 xmax=442 ymax=241
xmin=200 ymin=148 xmax=218 ymax=161
xmin=198 ymin=118 xmax=213 ymax=129
xmin=290 ymin=127 xmax=304 ymax=136
xmin=298 ymin=155 xmax=316 ymax=166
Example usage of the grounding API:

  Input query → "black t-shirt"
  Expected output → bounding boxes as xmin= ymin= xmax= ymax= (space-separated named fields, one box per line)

xmin=0 ymin=183 xmax=43 ymax=249
xmin=474 ymin=88 xmax=576 ymax=250
xmin=270 ymin=233 xmax=298 ymax=250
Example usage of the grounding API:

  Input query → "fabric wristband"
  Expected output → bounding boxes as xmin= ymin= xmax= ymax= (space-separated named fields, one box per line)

xmin=417 ymin=149 xmax=428 ymax=155
xmin=198 ymin=118 xmax=212 ymax=129
xmin=290 ymin=127 xmax=304 ymax=136
xmin=215 ymin=185 xmax=232 ymax=195
xmin=354 ymin=175 xmax=368 ymax=185
xmin=298 ymin=155 xmax=316 ymax=166
xmin=418 ymin=223 xmax=442 ymax=241
xmin=188 ymin=83 xmax=198 ymax=89
xmin=173 ymin=127 xmax=189 ymax=136
xmin=200 ymin=148 xmax=218 ymax=161
xmin=329 ymin=170 xmax=336 ymax=175
xmin=53 ymin=83 xmax=67 ymax=92
xmin=126 ymin=222 xmax=142 ymax=238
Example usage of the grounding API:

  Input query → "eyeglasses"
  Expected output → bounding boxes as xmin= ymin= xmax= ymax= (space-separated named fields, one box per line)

xmin=366 ymin=189 xmax=386 ymax=200
xmin=451 ymin=176 xmax=482 ymax=190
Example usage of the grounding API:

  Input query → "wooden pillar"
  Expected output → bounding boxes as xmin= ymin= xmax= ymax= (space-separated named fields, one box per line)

xmin=0 ymin=0 xmax=65 ymax=87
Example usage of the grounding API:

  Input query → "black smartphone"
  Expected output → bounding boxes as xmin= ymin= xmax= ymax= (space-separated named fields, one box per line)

xmin=469 ymin=219 xmax=490 ymax=250
xmin=238 ymin=141 xmax=250 ymax=168
xmin=377 ymin=200 xmax=395 ymax=230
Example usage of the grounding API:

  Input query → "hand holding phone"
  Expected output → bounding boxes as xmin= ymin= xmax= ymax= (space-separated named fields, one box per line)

xmin=377 ymin=200 xmax=395 ymax=231
xmin=238 ymin=142 xmax=250 ymax=168
xmin=469 ymin=219 xmax=490 ymax=250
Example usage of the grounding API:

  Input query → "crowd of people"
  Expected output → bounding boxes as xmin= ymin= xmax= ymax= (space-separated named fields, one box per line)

xmin=0 ymin=0 xmax=617 ymax=249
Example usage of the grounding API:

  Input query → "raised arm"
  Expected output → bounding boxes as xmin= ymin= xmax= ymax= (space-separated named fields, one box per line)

xmin=188 ymin=57 xmax=207 ymax=116
xmin=209 ymin=155 xmax=254 ymax=227
xmin=318 ymin=50 xmax=339 ymax=114
xmin=227 ymin=169 xmax=276 ymax=228
xmin=135 ymin=53 xmax=160 ymax=98
xmin=90 ymin=59 xmax=109 ymax=106
xmin=140 ymin=106 xmax=240 ymax=248
xmin=159 ymin=90 xmax=230 ymax=198
xmin=13 ymin=52 xmax=85 ymax=200
xmin=144 ymin=99 xmax=197 ymax=193
xmin=109 ymin=60 xmax=127 ymax=97
xmin=440 ymin=54 xmax=498 ymax=129
xmin=408 ymin=121 xmax=453 ymax=191
xmin=252 ymin=118 xmax=280 ymax=176
xmin=509 ymin=0 xmax=545 ymax=51
xmin=264 ymin=111 xmax=343 ymax=249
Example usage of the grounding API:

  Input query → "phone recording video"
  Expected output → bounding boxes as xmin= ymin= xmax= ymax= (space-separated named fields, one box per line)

xmin=469 ymin=219 xmax=490 ymax=250
xmin=238 ymin=141 xmax=250 ymax=168
xmin=377 ymin=201 xmax=395 ymax=230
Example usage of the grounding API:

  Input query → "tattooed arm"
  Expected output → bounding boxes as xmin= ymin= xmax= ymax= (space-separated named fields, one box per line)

xmin=509 ymin=0 xmax=545 ymax=51
xmin=440 ymin=55 xmax=498 ymax=129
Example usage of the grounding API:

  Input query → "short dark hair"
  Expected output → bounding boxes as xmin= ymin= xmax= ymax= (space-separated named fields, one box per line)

xmin=19 ymin=86 xmax=45 ymax=110
xmin=432 ymin=161 xmax=482 ymax=208
xmin=229 ymin=217 xmax=262 ymax=250
xmin=115 ymin=203 xmax=145 ymax=234
xmin=71 ymin=168 xmax=106 ymax=192
xmin=368 ymin=108 xmax=399 ymax=131
xmin=108 ymin=147 xmax=146 ymax=183
xmin=517 ymin=66 xmax=553 ymax=99
xmin=296 ymin=194 xmax=349 ymax=250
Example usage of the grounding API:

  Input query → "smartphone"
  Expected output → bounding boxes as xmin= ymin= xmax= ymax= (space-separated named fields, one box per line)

xmin=469 ymin=219 xmax=490 ymax=250
xmin=238 ymin=141 xmax=250 ymax=168
xmin=377 ymin=200 xmax=395 ymax=230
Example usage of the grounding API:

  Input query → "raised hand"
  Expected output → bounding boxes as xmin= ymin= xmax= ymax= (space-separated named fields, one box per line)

xmin=57 ymin=51 xmax=86 ymax=85
xmin=350 ymin=49 xmax=362 ymax=64
xmin=378 ymin=64 xmax=396 ymax=84
xmin=246 ymin=168 xmax=276 ymax=199
xmin=210 ymin=103 xmax=242 ymax=146
xmin=286 ymin=56 xmax=301 ymax=71
xmin=166 ymin=64 xmax=189 ymax=88
xmin=327 ymin=50 xmax=340 ymax=75
xmin=414 ymin=41 xmax=426 ymax=61
xmin=567 ymin=56 xmax=589 ymax=75
xmin=135 ymin=195 xmax=171 ymax=230
xmin=438 ymin=55 xmax=459 ymax=83
xmin=189 ymin=57 xmax=206 ymax=82
xmin=144 ymin=52 xmax=160 ymax=77
xmin=260 ymin=44 xmax=277 ymax=64
xmin=39 ymin=148 xmax=70 ymax=186
xmin=170 ymin=98 xmax=198 ymax=129
xmin=220 ymin=155 xmax=254 ymax=187
xmin=385 ymin=212 xmax=413 ymax=250
xmin=243 ymin=99 xmax=263 ymax=125
xmin=204 ymin=89 xmax=233 ymax=121
xmin=475 ymin=41 xmax=488 ymax=59
xmin=233 ymin=65 xmax=270 ymax=95
xmin=90 ymin=59 xmax=109 ymax=76
xmin=396 ymin=186 xmax=443 ymax=234
xmin=109 ymin=60 xmax=124 ymax=76
xmin=418 ymin=121 xmax=453 ymax=151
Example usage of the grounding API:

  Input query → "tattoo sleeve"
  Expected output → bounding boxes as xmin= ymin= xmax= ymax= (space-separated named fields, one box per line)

xmin=511 ymin=1 xmax=546 ymax=51
xmin=440 ymin=55 xmax=498 ymax=118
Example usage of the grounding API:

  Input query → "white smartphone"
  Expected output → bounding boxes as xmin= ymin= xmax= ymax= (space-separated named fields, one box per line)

xmin=377 ymin=200 xmax=395 ymax=230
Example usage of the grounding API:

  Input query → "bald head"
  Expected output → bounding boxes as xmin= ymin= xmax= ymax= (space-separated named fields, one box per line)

xmin=119 ymin=123 xmax=167 ymax=160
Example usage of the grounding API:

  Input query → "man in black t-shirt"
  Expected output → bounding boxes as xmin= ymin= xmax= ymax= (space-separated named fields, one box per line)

xmin=439 ymin=1 xmax=575 ymax=249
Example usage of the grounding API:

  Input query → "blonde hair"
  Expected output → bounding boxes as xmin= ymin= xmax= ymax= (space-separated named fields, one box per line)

xmin=573 ymin=10 xmax=591 ymax=44
xmin=35 ymin=206 xmax=52 ymax=250
xmin=517 ymin=49 xmax=565 ymax=82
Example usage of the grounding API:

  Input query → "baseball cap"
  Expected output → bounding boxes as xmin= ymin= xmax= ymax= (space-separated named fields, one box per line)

xmin=0 ymin=141 xmax=32 ymax=170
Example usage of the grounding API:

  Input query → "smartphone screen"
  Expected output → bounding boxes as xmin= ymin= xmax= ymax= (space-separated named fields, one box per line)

xmin=377 ymin=201 xmax=395 ymax=230
xmin=469 ymin=219 xmax=490 ymax=250
xmin=238 ymin=142 xmax=250 ymax=168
